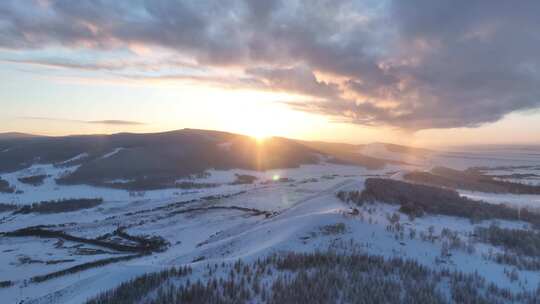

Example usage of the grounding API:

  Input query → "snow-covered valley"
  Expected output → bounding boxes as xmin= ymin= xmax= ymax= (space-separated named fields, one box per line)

xmin=1 ymin=141 xmax=540 ymax=303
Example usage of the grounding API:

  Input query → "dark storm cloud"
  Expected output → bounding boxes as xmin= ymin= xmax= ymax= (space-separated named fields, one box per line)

xmin=378 ymin=0 xmax=540 ymax=129
xmin=246 ymin=66 xmax=341 ymax=98
xmin=2 ymin=0 xmax=540 ymax=130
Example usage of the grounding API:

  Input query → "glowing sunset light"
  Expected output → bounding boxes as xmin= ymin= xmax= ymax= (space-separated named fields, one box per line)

xmin=0 ymin=0 xmax=539 ymax=147
xmin=2 ymin=2 xmax=540 ymax=302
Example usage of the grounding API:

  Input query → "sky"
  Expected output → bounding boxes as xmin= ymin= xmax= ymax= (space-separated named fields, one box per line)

xmin=1 ymin=0 xmax=539 ymax=147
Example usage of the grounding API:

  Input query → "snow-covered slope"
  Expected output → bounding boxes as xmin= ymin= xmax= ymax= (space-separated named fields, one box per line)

xmin=1 ymin=144 xmax=540 ymax=303
xmin=358 ymin=142 xmax=431 ymax=165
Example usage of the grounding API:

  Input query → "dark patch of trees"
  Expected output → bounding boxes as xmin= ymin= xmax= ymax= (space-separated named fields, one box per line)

xmin=489 ymin=173 xmax=540 ymax=180
xmin=121 ymin=190 xmax=248 ymax=218
xmin=491 ymin=252 xmax=540 ymax=271
xmin=93 ymin=177 xmax=177 ymax=191
xmin=86 ymin=251 xmax=540 ymax=304
xmin=114 ymin=227 xmax=169 ymax=253
xmin=404 ymin=166 xmax=540 ymax=194
xmin=86 ymin=267 xmax=192 ymax=304
xmin=487 ymin=179 xmax=540 ymax=194
xmin=399 ymin=203 xmax=425 ymax=218
xmin=15 ymin=256 xmax=75 ymax=265
xmin=102 ymin=178 xmax=218 ymax=191
xmin=14 ymin=198 xmax=103 ymax=214
xmin=0 ymin=203 xmax=17 ymax=213
xmin=46 ymin=259 xmax=76 ymax=265
xmin=475 ymin=225 xmax=540 ymax=257
xmin=30 ymin=254 xmax=144 ymax=283
xmin=175 ymin=181 xmax=219 ymax=189
xmin=2 ymin=227 xmax=170 ymax=284
xmin=17 ymin=174 xmax=49 ymax=186
xmin=337 ymin=190 xmax=362 ymax=205
xmin=359 ymin=178 xmax=540 ymax=226
xmin=468 ymin=165 xmax=536 ymax=173
xmin=0 ymin=177 xmax=15 ymax=193
xmin=320 ymin=223 xmax=346 ymax=235
xmin=79 ymin=177 xmax=221 ymax=191
xmin=231 ymin=174 xmax=258 ymax=185
xmin=168 ymin=206 xmax=272 ymax=218
xmin=2 ymin=226 xmax=168 ymax=253
xmin=0 ymin=281 xmax=13 ymax=288
xmin=277 ymin=177 xmax=294 ymax=183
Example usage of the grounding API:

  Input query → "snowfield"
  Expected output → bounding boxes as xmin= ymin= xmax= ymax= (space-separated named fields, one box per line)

xmin=1 ymin=145 xmax=540 ymax=303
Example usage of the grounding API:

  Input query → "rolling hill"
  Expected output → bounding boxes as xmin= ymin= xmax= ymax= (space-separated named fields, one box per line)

xmin=0 ymin=129 xmax=414 ymax=189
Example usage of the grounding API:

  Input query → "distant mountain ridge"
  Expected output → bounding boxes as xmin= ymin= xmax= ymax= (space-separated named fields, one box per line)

xmin=0 ymin=129 xmax=422 ymax=189
xmin=0 ymin=132 xmax=42 ymax=140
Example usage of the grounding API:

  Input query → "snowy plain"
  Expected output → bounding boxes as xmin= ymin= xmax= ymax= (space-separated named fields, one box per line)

xmin=1 ymin=144 xmax=540 ymax=303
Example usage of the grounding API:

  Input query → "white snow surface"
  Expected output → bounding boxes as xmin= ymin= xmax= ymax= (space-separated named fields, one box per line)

xmin=57 ymin=153 xmax=89 ymax=165
xmin=1 ymin=147 xmax=540 ymax=303
xmin=100 ymin=148 xmax=124 ymax=159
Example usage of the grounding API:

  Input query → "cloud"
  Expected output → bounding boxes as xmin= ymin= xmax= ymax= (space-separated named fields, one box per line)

xmin=246 ymin=65 xmax=341 ymax=98
xmin=20 ymin=117 xmax=146 ymax=125
xmin=2 ymin=57 xmax=200 ymax=72
xmin=2 ymin=0 xmax=540 ymax=130
xmin=87 ymin=120 xmax=146 ymax=126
